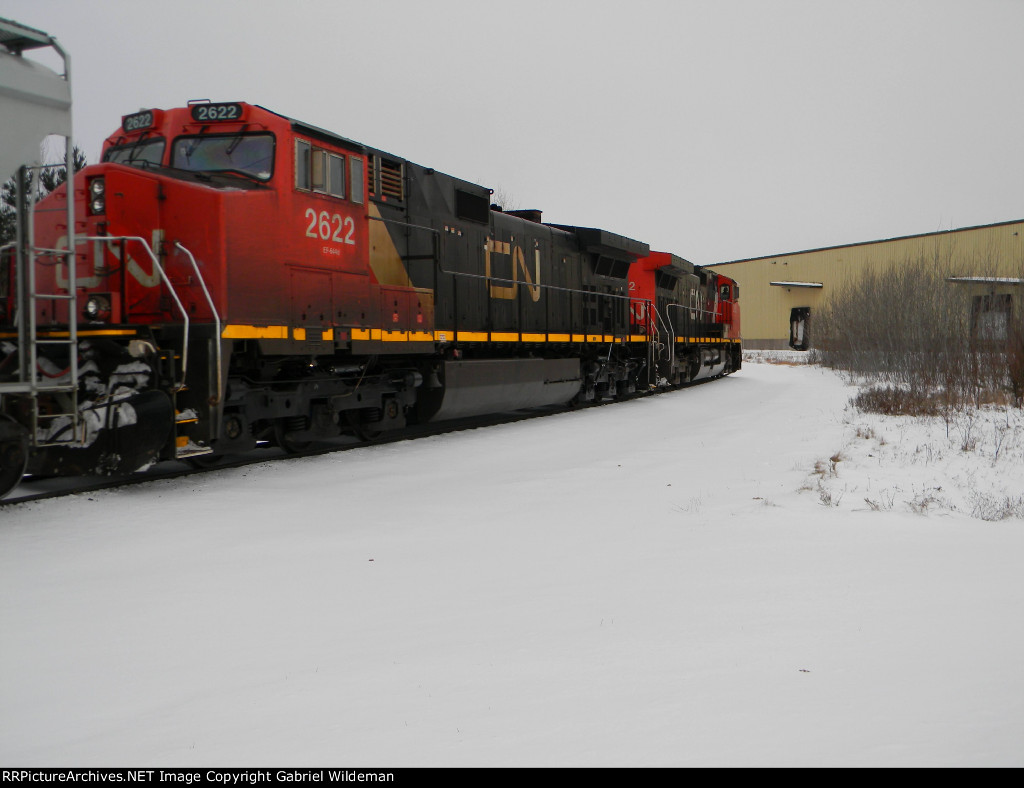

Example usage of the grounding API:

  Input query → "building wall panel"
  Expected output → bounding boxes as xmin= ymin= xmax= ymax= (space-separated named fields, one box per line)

xmin=709 ymin=220 xmax=1024 ymax=349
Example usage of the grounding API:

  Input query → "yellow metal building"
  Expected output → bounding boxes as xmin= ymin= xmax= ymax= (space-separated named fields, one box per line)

xmin=709 ymin=219 xmax=1024 ymax=349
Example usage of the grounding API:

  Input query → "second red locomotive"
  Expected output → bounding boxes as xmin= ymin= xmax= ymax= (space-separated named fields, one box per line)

xmin=0 ymin=101 xmax=740 ymax=496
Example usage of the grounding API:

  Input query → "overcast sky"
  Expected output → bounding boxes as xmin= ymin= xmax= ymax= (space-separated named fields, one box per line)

xmin=6 ymin=0 xmax=1023 ymax=265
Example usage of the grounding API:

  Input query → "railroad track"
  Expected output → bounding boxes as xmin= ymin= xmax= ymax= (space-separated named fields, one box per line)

xmin=0 ymin=417 xmax=471 ymax=506
xmin=0 ymin=378 xmax=724 ymax=507
xmin=0 ymin=403 xmax=592 ymax=506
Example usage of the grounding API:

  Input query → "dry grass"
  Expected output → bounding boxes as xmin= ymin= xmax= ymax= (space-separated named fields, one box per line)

xmin=852 ymin=386 xmax=944 ymax=417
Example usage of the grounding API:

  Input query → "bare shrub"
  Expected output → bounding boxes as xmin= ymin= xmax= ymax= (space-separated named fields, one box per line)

xmin=817 ymin=479 xmax=843 ymax=507
xmin=852 ymin=386 xmax=942 ymax=416
xmin=812 ymin=455 xmax=841 ymax=478
xmin=815 ymin=254 xmax=1024 ymax=410
xmin=969 ymin=492 xmax=1024 ymax=521
xmin=1008 ymin=320 xmax=1024 ymax=406
xmin=864 ymin=489 xmax=896 ymax=511
xmin=854 ymin=425 xmax=876 ymax=440
xmin=907 ymin=486 xmax=946 ymax=515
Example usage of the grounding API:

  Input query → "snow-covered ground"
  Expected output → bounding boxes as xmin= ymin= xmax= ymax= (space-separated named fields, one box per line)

xmin=2 ymin=358 xmax=1022 ymax=767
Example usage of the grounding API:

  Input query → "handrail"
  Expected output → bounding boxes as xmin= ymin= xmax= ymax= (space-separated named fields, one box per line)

xmin=667 ymin=301 xmax=717 ymax=332
xmin=652 ymin=304 xmax=675 ymax=360
xmin=174 ymin=242 xmax=222 ymax=403
xmin=81 ymin=235 xmax=190 ymax=389
xmin=369 ymin=213 xmax=652 ymax=338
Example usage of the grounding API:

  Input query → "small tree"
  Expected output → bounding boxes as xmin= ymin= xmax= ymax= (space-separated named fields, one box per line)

xmin=489 ymin=186 xmax=520 ymax=212
xmin=0 ymin=146 xmax=87 ymax=247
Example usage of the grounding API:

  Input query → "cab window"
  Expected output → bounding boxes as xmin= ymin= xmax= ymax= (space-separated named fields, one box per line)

xmin=296 ymin=140 xmax=311 ymax=189
xmin=171 ymin=133 xmax=274 ymax=181
xmin=296 ymin=139 xmax=348 ymax=199
xmin=350 ymin=158 xmax=364 ymax=204
xmin=103 ymin=138 xmax=166 ymax=168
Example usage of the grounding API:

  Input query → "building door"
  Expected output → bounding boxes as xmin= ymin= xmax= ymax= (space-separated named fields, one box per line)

xmin=790 ymin=307 xmax=810 ymax=351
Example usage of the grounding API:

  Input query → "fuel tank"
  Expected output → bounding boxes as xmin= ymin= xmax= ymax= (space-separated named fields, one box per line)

xmin=418 ymin=358 xmax=582 ymax=422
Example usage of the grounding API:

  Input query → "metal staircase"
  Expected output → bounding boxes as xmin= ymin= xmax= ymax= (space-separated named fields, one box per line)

xmin=2 ymin=175 xmax=82 ymax=452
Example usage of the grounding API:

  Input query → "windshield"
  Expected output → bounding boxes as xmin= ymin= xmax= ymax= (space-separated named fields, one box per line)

xmin=171 ymin=133 xmax=275 ymax=181
xmin=103 ymin=138 xmax=166 ymax=167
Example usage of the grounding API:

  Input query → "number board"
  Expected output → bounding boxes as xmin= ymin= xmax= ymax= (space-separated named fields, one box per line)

xmin=122 ymin=110 xmax=156 ymax=133
xmin=190 ymin=103 xmax=245 ymax=122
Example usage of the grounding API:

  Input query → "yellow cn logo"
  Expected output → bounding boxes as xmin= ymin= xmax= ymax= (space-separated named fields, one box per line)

xmin=485 ymin=239 xmax=541 ymax=302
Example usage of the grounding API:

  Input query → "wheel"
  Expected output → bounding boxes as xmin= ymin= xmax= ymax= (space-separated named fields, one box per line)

xmin=0 ymin=416 xmax=30 ymax=498
xmin=274 ymin=421 xmax=313 ymax=454
xmin=614 ymin=380 xmax=636 ymax=400
xmin=345 ymin=411 xmax=384 ymax=442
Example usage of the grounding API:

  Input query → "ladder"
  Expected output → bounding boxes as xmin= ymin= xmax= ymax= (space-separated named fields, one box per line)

xmin=2 ymin=165 xmax=83 ymax=448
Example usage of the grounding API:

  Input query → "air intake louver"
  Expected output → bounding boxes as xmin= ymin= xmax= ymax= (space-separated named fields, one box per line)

xmin=379 ymin=159 xmax=403 ymax=201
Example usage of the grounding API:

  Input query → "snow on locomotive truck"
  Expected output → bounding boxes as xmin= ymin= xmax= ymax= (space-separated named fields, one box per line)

xmin=0 ymin=101 xmax=740 ymax=497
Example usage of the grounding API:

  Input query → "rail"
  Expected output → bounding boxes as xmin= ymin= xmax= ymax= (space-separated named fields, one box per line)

xmin=667 ymin=301 xmax=718 ymax=334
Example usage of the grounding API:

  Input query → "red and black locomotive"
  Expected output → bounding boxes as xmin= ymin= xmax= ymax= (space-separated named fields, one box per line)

xmin=0 ymin=101 xmax=740 ymax=496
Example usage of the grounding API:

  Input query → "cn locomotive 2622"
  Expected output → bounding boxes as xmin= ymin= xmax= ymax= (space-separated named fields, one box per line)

xmin=0 ymin=101 xmax=740 ymax=496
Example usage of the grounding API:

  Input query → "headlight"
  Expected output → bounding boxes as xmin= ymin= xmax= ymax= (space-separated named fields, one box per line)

xmin=87 ymin=178 xmax=106 ymax=215
xmin=83 ymin=294 xmax=111 ymax=322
